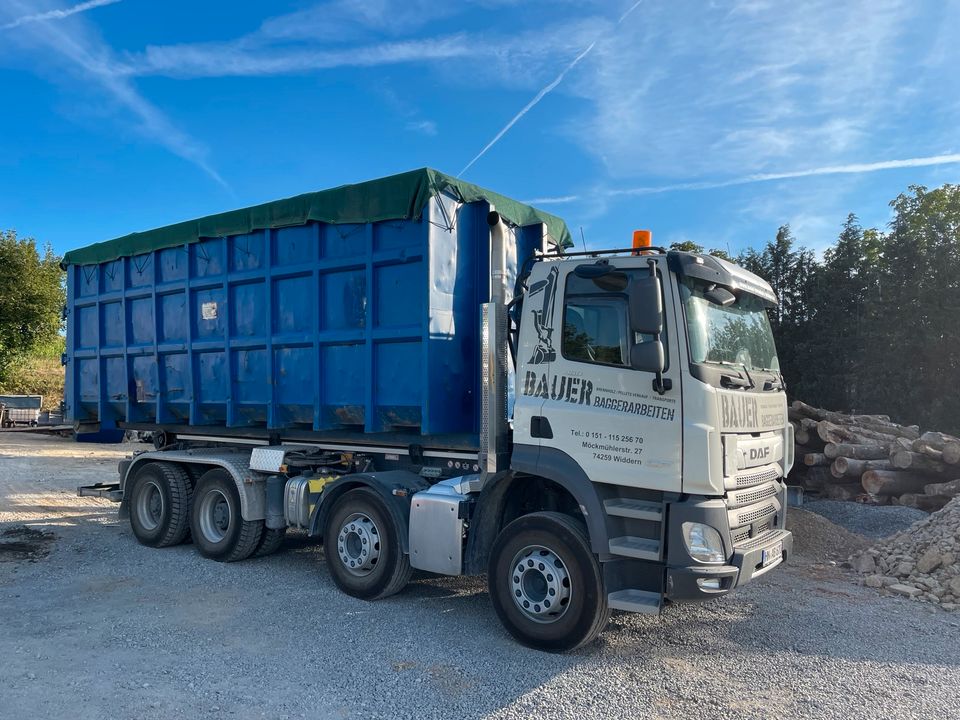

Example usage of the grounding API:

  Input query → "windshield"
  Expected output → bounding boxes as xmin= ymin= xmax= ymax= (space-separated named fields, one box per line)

xmin=680 ymin=277 xmax=779 ymax=372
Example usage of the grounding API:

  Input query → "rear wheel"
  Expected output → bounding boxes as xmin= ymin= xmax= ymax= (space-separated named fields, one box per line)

xmin=488 ymin=512 xmax=609 ymax=652
xmin=323 ymin=487 xmax=411 ymax=600
xmin=254 ymin=527 xmax=287 ymax=557
xmin=128 ymin=462 xmax=192 ymax=548
xmin=190 ymin=468 xmax=263 ymax=562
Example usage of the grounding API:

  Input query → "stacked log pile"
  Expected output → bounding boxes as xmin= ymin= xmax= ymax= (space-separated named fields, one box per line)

xmin=789 ymin=401 xmax=960 ymax=511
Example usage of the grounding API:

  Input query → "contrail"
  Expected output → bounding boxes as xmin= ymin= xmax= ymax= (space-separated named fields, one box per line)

xmin=458 ymin=0 xmax=643 ymax=178
xmin=1 ymin=0 xmax=121 ymax=30
xmin=523 ymin=153 xmax=960 ymax=205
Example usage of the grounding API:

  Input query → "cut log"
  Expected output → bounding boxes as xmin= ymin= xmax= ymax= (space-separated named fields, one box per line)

xmin=802 ymin=467 xmax=832 ymax=490
xmin=912 ymin=438 xmax=944 ymax=460
xmin=861 ymin=470 xmax=932 ymax=496
xmin=917 ymin=430 xmax=960 ymax=448
xmin=803 ymin=453 xmax=830 ymax=467
xmin=824 ymin=483 xmax=863 ymax=501
xmin=943 ymin=443 xmax=960 ymax=465
xmin=908 ymin=434 xmax=960 ymax=464
xmin=823 ymin=443 xmax=889 ymax=460
xmin=795 ymin=427 xmax=811 ymax=446
xmin=889 ymin=450 xmax=947 ymax=474
xmin=830 ymin=457 xmax=892 ymax=478
xmin=790 ymin=401 xmax=891 ymax=424
xmin=896 ymin=493 xmax=952 ymax=512
xmin=815 ymin=421 xmax=903 ymax=446
xmin=923 ymin=478 xmax=960 ymax=497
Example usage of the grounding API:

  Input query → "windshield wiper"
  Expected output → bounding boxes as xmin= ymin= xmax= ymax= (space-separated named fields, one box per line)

xmin=703 ymin=360 xmax=752 ymax=389
xmin=740 ymin=363 xmax=757 ymax=390
xmin=763 ymin=370 xmax=785 ymax=392
xmin=720 ymin=374 xmax=751 ymax=389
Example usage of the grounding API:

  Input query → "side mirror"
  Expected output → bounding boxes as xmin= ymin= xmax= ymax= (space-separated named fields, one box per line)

xmin=629 ymin=273 xmax=663 ymax=335
xmin=630 ymin=340 xmax=665 ymax=373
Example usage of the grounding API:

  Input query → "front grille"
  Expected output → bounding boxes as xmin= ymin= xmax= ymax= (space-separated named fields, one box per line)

xmin=732 ymin=526 xmax=752 ymax=545
xmin=728 ymin=464 xmax=781 ymax=490
xmin=727 ymin=481 xmax=778 ymax=509
xmin=734 ymin=502 xmax=777 ymax=527
xmin=736 ymin=528 xmax=784 ymax=551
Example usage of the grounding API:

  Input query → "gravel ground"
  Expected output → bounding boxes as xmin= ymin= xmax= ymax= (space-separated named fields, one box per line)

xmin=803 ymin=500 xmax=929 ymax=539
xmin=2 ymin=433 xmax=960 ymax=720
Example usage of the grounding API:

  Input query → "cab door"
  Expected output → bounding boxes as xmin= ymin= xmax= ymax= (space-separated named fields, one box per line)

xmin=536 ymin=259 xmax=682 ymax=491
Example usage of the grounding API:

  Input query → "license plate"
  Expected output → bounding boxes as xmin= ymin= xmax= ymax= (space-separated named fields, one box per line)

xmin=761 ymin=540 xmax=783 ymax=567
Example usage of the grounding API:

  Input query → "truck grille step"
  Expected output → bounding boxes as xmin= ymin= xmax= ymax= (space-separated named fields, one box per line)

xmin=603 ymin=498 xmax=663 ymax=521
xmin=608 ymin=536 xmax=661 ymax=561
xmin=608 ymin=589 xmax=661 ymax=613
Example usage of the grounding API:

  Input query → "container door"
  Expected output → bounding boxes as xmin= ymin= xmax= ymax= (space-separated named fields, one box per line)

xmin=537 ymin=260 xmax=683 ymax=492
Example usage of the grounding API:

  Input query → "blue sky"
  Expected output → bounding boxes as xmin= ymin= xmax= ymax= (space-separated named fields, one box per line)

xmin=1 ymin=0 xmax=958 ymax=258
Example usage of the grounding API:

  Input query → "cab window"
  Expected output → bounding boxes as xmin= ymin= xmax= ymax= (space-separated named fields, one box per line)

xmin=562 ymin=268 xmax=665 ymax=369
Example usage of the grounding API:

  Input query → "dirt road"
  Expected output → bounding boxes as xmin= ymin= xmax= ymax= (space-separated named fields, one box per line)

xmin=1 ymin=433 xmax=958 ymax=720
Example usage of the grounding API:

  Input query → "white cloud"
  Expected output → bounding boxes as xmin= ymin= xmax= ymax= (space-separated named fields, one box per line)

xmin=1 ymin=0 xmax=120 ymax=31
xmin=523 ymin=153 xmax=960 ymax=205
xmin=124 ymin=34 xmax=473 ymax=78
xmin=4 ymin=0 xmax=226 ymax=188
xmin=563 ymin=0 xmax=949 ymax=179
xmin=405 ymin=119 xmax=437 ymax=136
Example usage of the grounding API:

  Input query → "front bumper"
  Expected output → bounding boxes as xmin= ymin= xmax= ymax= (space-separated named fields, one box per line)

xmin=666 ymin=528 xmax=792 ymax=602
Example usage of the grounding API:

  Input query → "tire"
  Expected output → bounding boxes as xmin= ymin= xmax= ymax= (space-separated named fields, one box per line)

xmin=190 ymin=468 xmax=263 ymax=562
xmin=254 ymin=527 xmax=287 ymax=557
xmin=323 ymin=487 xmax=411 ymax=600
xmin=128 ymin=462 xmax=192 ymax=548
xmin=488 ymin=512 xmax=610 ymax=652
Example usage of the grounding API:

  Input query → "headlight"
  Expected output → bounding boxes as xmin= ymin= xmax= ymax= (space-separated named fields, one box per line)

xmin=682 ymin=522 xmax=726 ymax=564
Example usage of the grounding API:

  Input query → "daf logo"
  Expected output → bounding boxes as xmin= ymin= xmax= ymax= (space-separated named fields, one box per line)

xmin=749 ymin=447 xmax=771 ymax=461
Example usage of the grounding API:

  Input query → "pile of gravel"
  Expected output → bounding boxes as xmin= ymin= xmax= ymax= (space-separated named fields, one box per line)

xmin=850 ymin=496 xmax=960 ymax=610
xmin=803 ymin=499 xmax=928 ymax=539
xmin=785 ymin=508 xmax=871 ymax=563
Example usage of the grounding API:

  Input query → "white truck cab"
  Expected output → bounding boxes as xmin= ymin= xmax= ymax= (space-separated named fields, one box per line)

xmin=495 ymin=240 xmax=793 ymax=647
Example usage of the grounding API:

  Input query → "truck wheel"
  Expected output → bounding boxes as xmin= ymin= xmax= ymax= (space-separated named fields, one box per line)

xmin=488 ymin=512 xmax=609 ymax=652
xmin=190 ymin=469 xmax=263 ymax=562
xmin=323 ymin=487 xmax=411 ymax=600
xmin=128 ymin=462 xmax=192 ymax=548
xmin=254 ymin=527 xmax=286 ymax=557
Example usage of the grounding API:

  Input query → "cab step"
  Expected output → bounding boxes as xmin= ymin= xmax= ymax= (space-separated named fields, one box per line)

xmin=608 ymin=589 xmax=661 ymax=613
xmin=608 ymin=536 xmax=661 ymax=561
xmin=603 ymin=498 xmax=663 ymax=521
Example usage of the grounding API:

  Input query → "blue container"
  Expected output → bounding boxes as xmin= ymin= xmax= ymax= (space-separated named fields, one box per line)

xmin=64 ymin=180 xmax=556 ymax=445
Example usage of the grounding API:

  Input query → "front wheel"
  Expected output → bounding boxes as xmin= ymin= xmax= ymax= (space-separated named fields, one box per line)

xmin=323 ymin=487 xmax=411 ymax=600
xmin=488 ymin=512 xmax=609 ymax=652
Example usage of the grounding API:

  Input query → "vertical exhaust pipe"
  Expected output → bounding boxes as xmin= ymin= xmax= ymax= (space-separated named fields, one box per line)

xmin=480 ymin=209 xmax=509 ymax=476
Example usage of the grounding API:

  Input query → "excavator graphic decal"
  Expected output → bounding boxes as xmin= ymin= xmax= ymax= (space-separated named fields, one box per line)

xmin=527 ymin=266 xmax=559 ymax=364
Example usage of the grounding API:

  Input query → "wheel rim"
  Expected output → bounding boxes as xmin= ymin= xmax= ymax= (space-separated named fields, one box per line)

xmin=509 ymin=544 xmax=572 ymax=623
xmin=198 ymin=489 xmax=232 ymax=543
xmin=336 ymin=512 xmax=381 ymax=577
xmin=135 ymin=480 xmax=164 ymax=531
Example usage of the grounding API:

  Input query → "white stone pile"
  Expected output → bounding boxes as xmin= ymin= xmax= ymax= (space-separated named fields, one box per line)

xmin=850 ymin=496 xmax=960 ymax=610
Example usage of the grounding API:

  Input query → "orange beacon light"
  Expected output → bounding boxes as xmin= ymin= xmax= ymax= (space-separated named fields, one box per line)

xmin=632 ymin=229 xmax=652 ymax=255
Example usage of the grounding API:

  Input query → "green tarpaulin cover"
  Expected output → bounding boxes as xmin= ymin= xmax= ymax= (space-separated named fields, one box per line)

xmin=62 ymin=168 xmax=572 ymax=267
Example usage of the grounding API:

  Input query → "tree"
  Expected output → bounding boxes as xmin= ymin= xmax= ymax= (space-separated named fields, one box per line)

xmin=670 ymin=240 xmax=704 ymax=253
xmin=860 ymin=185 xmax=960 ymax=430
xmin=0 ymin=230 xmax=65 ymax=383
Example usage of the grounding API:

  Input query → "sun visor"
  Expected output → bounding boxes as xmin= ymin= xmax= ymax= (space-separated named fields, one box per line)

xmin=667 ymin=251 xmax=778 ymax=306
